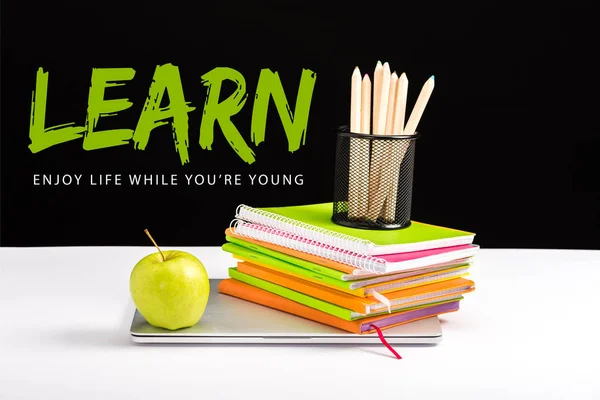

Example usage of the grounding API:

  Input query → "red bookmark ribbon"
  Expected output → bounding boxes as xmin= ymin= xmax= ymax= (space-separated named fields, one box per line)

xmin=370 ymin=324 xmax=402 ymax=359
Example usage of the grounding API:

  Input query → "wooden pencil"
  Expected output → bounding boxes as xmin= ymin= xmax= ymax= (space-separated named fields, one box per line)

xmin=376 ymin=62 xmax=391 ymax=134
xmin=381 ymin=71 xmax=399 ymax=221
xmin=350 ymin=67 xmax=362 ymax=131
xmin=392 ymin=72 xmax=409 ymax=135
xmin=367 ymin=62 xmax=392 ymax=220
xmin=383 ymin=72 xmax=409 ymax=221
xmin=386 ymin=75 xmax=433 ymax=222
xmin=361 ymin=74 xmax=372 ymax=134
xmin=372 ymin=61 xmax=383 ymax=135
xmin=385 ymin=72 xmax=399 ymax=134
xmin=404 ymin=75 xmax=435 ymax=136
xmin=348 ymin=67 xmax=363 ymax=219
xmin=353 ymin=73 xmax=372 ymax=219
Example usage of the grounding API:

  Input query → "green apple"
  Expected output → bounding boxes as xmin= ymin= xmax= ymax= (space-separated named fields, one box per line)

xmin=130 ymin=250 xmax=210 ymax=330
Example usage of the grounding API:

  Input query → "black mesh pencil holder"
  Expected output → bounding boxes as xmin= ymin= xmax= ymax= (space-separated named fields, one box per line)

xmin=332 ymin=126 xmax=419 ymax=230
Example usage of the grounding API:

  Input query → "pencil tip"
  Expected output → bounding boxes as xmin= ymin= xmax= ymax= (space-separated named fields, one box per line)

xmin=430 ymin=75 xmax=435 ymax=81
xmin=376 ymin=60 xmax=382 ymax=66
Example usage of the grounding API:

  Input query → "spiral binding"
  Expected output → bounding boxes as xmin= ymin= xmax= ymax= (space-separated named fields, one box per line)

xmin=235 ymin=204 xmax=375 ymax=255
xmin=230 ymin=219 xmax=387 ymax=274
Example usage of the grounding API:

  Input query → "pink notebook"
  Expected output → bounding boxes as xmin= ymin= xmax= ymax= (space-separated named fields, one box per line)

xmin=231 ymin=220 xmax=479 ymax=274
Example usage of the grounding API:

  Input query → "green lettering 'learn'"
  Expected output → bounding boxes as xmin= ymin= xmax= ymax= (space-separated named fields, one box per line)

xmin=251 ymin=68 xmax=317 ymax=152
xmin=83 ymin=68 xmax=136 ymax=150
xmin=29 ymin=68 xmax=86 ymax=153
xmin=199 ymin=67 xmax=255 ymax=164
xmin=132 ymin=63 xmax=195 ymax=165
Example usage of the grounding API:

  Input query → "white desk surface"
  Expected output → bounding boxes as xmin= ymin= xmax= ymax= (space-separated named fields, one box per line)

xmin=1 ymin=247 xmax=599 ymax=399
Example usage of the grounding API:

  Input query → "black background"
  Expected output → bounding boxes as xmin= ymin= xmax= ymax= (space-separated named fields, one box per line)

xmin=1 ymin=1 xmax=599 ymax=248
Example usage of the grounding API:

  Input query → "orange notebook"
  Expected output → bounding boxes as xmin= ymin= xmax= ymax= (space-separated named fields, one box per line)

xmin=218 ymin=279 xmax=461 ymax=334
xmin=237 ymin=261 xmax=475 ymax=315
xmin=230 ymin=250 xmax=469 ymax=297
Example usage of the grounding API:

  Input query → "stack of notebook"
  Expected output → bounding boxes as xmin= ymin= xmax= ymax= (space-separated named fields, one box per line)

xmin=218 ymin=203 xmax=478 ymax=334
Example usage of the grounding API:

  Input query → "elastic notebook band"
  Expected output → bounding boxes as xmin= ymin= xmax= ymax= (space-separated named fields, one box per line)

xmin=371 ymin=290 xmax=391 ymax=313
xmin=370 ymin=324 xmax=402 ymax=360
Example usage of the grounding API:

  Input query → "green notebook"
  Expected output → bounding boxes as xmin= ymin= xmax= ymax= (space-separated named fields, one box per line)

xmin=225 ymin=235 xmax=350 ymax=280
xmin=235 ymin=203 xmax=475 ymax=256
xmin=228 ymin=267 xmax=463 ymax=321
xmin=222 ymin=242 xmax=357 ymax=293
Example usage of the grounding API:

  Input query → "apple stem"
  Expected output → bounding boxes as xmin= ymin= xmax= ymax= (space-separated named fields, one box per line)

xmin=144 ymin=229 xmax=165 ymax=262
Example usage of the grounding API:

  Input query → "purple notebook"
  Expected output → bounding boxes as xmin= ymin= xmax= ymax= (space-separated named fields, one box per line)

xmin=361 ymin=301 xmax=459 ymax=332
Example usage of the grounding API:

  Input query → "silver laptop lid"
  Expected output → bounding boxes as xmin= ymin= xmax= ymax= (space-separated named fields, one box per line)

xmin=130 ymin=280 xmax=442 ymax=344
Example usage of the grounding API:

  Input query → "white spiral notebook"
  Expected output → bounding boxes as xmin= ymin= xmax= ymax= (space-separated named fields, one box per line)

xmin=232 ymin=203 xmax=478 ymax=274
